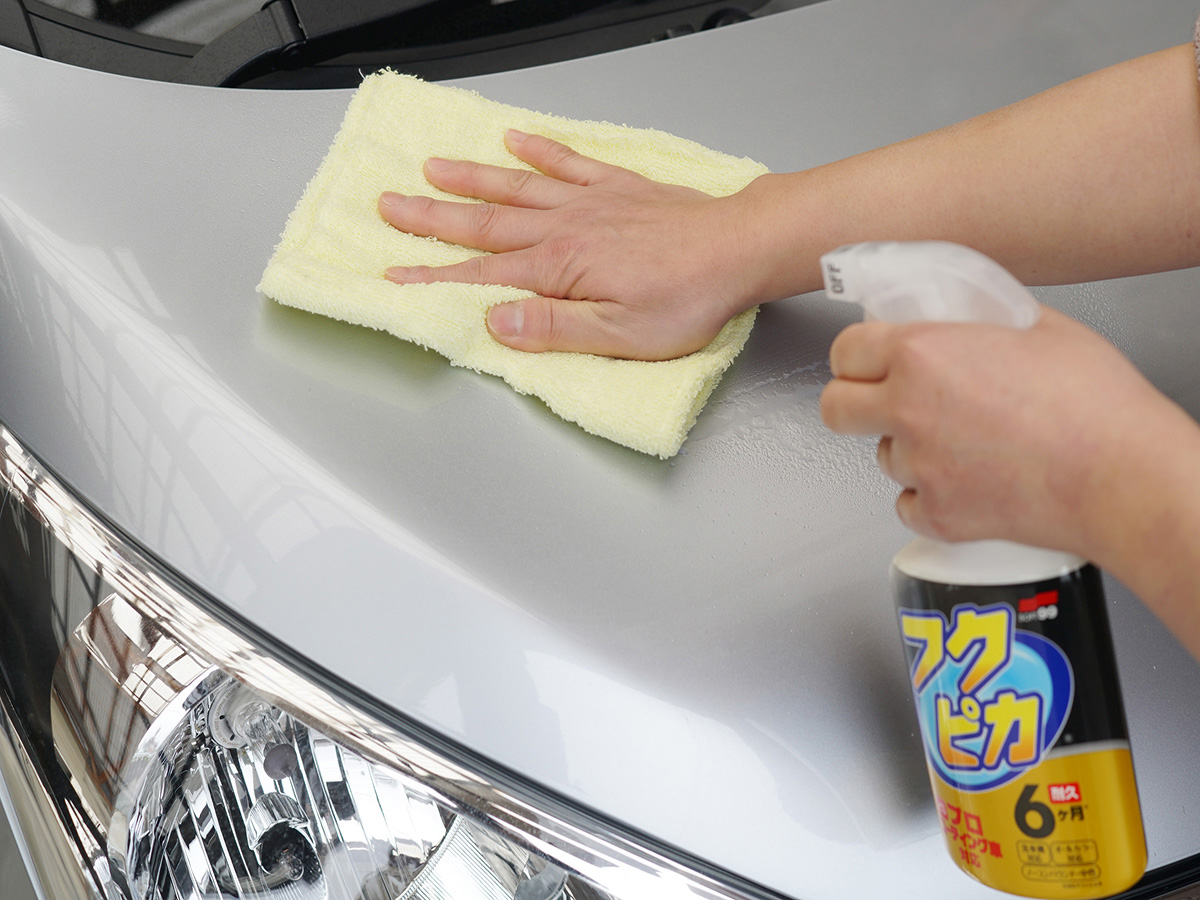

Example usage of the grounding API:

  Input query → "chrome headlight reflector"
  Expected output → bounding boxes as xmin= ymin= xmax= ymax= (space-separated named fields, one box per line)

xmin=55 ymin=596 xmax=545 ymax=900
xmin=0 ymin=425 xmax=769 ymax=900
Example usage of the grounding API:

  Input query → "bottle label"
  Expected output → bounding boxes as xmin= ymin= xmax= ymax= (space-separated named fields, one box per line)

xmin=901 ymin=601 xmax=1073 ymax=791
xmin=894 ymin=564 xmax=1146 ymax=899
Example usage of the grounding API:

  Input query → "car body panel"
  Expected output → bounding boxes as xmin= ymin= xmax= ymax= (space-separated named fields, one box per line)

xmin=0 ymin=800 xmax=37 ymax=900
xmin=1 ymin=1 xmax=1199 ymax=898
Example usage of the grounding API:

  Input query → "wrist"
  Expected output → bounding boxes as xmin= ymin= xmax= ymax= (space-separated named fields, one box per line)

xmin=728 ymin=172 xmax=832 ymax=306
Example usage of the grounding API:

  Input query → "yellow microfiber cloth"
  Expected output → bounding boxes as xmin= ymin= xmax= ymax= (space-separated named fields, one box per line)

xmin=258 ymin=71 xmax=768 ymax=458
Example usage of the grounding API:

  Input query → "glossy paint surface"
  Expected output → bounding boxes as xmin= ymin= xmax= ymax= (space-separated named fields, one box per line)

xmin=0 ymin=808 xmax=36 ymax=900
xmin=2 ymin=2 xmax=1199 ymax=898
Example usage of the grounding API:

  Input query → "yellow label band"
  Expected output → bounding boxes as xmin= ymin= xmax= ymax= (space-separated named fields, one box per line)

xmin=929 ymin=746 xmax=1146 ymax=899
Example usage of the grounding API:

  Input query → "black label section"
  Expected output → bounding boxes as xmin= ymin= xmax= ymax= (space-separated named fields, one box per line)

xmin=893 ymin=564 xmax=1129 ymax=747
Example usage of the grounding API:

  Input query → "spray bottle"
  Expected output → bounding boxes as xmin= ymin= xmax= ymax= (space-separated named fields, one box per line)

xmin=821 ymin=242 xmax=1145 ymax=899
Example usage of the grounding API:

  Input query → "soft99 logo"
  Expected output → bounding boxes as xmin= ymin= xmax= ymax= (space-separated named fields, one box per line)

xmin=900 ymin=602 xmax=1075 ymax=791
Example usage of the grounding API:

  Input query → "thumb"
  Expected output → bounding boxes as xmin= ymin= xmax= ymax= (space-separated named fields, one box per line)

xmin=486 ymin=296 xmax=640 ymax=358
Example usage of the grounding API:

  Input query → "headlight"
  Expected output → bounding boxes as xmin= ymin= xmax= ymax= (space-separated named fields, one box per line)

xmin=0 ymin=424 xmax=772 ymax=900
xmin=54 ymin=595 xmax=552 ymax=900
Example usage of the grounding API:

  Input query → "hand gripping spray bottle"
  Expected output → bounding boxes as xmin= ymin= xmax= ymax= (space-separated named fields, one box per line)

xmin=821 ymin=242 xmax=1146 ymax=899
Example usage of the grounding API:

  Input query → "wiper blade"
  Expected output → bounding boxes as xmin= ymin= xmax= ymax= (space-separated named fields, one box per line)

xmin=176 ymin=0 xmax=432 ymax=87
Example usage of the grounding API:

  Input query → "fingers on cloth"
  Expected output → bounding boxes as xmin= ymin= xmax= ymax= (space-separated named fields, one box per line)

xmin=505 ymin=131 xmax=630 ymax=188
xmin=379 ymin=192 xmax=544 ymax=253
xmin=420 ymin=154 xmax=582 ymax=210
xmin=416 ymin=133 xmax=635 ymax=211
xmin=385 ymin=244 xmax=545 ymax=290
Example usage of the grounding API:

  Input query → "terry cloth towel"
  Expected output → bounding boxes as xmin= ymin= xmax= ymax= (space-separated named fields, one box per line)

xmin=258 ymin=72 xmax=768 ymax=458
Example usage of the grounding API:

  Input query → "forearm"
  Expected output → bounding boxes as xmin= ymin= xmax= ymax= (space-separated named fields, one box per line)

xmin=1084 ymin=397 xmax=1200 ymax=661
xmin=381 ymin=41 xmax=1200 ymax=360
xmin=739 ymin=43 xmax=1200 ymax=303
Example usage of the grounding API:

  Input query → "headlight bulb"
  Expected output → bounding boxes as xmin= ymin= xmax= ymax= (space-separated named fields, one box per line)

xmin=246 ymin=793 xmax=322 ymax=890
xmin=208 ymin=680 xmax=299 ymax=779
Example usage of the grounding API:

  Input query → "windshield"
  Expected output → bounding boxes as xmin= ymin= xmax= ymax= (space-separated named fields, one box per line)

xmin=39 ymin=0 xmax=262 ymax=44
xmin=15 ymin=0 xmax=814 ymax=86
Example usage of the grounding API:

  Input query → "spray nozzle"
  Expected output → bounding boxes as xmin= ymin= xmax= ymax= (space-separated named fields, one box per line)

xmin=820 ymin=241 xmax=1040 ymax=329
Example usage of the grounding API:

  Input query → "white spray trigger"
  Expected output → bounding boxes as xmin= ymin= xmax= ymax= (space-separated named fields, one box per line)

xmin=820 ymin=241 xmax=1041 ymax=329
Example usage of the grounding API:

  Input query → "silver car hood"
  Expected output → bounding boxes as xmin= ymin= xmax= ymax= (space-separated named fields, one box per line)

xmin=2 ymin=1 xmax=1200 ymax=897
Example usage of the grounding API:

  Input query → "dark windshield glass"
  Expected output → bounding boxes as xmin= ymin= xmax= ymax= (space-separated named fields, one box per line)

xmin=34 ymin=0 xmax=684 ymax=46
xmin=36 ymin=0 xmax=260 ymax=44
xmin=16 ymin=0 xmax=807 ymax=87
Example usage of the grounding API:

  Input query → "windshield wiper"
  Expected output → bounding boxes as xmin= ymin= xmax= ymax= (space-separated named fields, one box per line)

xmin=175 ymin=0 xmax=432 ymax=86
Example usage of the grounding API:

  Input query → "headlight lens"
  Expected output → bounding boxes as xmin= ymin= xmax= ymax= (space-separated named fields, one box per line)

xmin=0 ymin=424 xmax=768 ymax=900
xmin=57 ymin=600 xmax=549 ymax=900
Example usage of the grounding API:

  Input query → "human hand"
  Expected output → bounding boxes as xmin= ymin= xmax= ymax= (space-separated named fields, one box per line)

xmin=819 ymin=307 xmax=1184 ymax=560
xmin=378 ymin=130 xmax=763 ymax=361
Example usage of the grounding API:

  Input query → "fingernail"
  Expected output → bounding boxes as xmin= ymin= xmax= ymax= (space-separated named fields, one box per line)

xmin=487 ymin=302 xmax=524 ymax=337
xmin=385 ymin=266 xmax=426 ymax=283
xmin=506 ymin=129 xmax=528 ymax=144
xmin=425 ymin=157 xmax=452 ymax=172
xmin=380 ymin=191 xmax=407 ymax=207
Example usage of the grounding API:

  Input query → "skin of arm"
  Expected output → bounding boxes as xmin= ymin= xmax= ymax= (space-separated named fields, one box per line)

xmin=820 ymin=308 xmax=1200 ymax=661
xmin=379 ymin=42 xmax=1200 ymax=359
